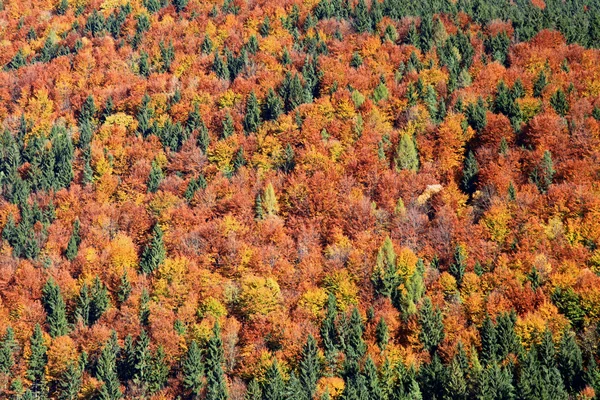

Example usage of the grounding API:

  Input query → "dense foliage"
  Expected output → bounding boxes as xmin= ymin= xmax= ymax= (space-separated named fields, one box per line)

xmin=2 ymin=0 xmax=600 ymax=398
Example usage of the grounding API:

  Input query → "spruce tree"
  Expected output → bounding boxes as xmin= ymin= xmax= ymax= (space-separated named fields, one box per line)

xmin=205 ymin=323 xmax=228 ymax=400
xmin=90 ymin=276 xmax=110 ymax=325
xmin=0 ymin=326 xmax=17 ymax=374
xmin=147 ymin=160 xmax=163 ymax=193
xmin=418 ymin=297 xmax=444 ymax=353
xmin=466 ymin=97 xmax=487 ymax=132
xmin=480 ymin=316 xmax=497 ymax=366
xmin=299 ymin=335 xmax=320 ymax=400
xmin=557 ymin=331 xmax=583 ymax=394
xmin=395 ymin=134 xmax=419 ymax=172
xmin=550 ymin=88 xmax=569 ymax=117
xmin=245 ymin=379 xmax=262 ymax=399
xmin=445 ymin=357 xmax=467 ymax=400
xmin=42 ymin=278 xmax=69 ymax=337
xmin=97 ymin=332 xmax=122 ymax=400
xmin=139 ymin=288 xmax=151 ymax=326
xmin=321 ymin=293 xmax=339 ymax=366
xmin=371 ymin=237 xmax=399 ymax=298
xmin=262 ymin=88 xmax=283 ymax=121
xmin=376 ymin=317 xmax=389 ymax=351
xmin=533 ymin=70 xmax=547 ymax=98
xmin=182 ymin=340 xmax=204 ymax=398
xmin=140 ymin=223 xmax=166 ymax=274
xmin=353 ymin=0 xmax=371 ymax=33
xmin=449 ymin=244 xmax=467 ymax=286
xmin=461 ymin=150 xmax=479 ymax=194
xmin=148 ymin=346 xmax=169 ymax=394
xmin=243 ymin=91 xmax=261 ymax=135
xmin=75 ymin=282 xmax=91 ymax=326
xmin=65 ymin=219 xmax=81 ymax=261
xmin=133 ymin=330 xmax=152 ymax=389
xmin=262 ymin=359 xmax=284 ymax=400
xmin=221 ymin=112 xmax=235 ymax=139
xmin=117 ymin=271 xmax=132 ymax=305
xmin=27 ymin=324 xmax=47 ymax=384
xmin=57 ymin=360 xmax=83 ymax=400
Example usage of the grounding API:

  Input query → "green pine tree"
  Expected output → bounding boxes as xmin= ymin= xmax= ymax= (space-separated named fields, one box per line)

xmin=262 ymin=359 xmax=284 ymax=400
xmin=97 ymin=332 xmax=122 ymax=400
xmin=26 ymin=324 xmax=47 ymax=384
xmin=42 ymin=278 xmax=69 ymax=337
xmin=182 ymin=340 xmax=204 ymax=398
xmin=65 ymin=219 xmax=80 ymax=261
xmin=299 ymin=335 xmax=320 ymax=400
xmin=140 ymin=223 xmax=166 ymax=274
xmin=418 ymin=297 xmax=444 ymax=353
xmin=550 ymin=88 xmax=569 ymax=117
xmin=117 ymin=271 xmax=132 ymax=305
xmin=243 ymin=91 xmax=261 ymax=135
xmin=449 ymin=244 xmax=467 ymax=286
xmin=461 ymin=150 xmax=479 ymax=194
xmin=147 ymin=160 xmax=164 ymax=193
xmin=205 ymin=323 xmax=228 ymax=400
xmin=395 ymin=134 xmax=419 ymax=172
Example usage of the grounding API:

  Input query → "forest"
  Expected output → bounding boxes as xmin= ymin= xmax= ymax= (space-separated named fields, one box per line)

xmin=2 ymin=0 xmax=600 ymax=398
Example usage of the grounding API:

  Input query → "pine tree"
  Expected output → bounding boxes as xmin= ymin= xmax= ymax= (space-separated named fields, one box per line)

xmin=353 ymin=0 xmax=371 ymax=32
xmin=395 ymin=134 xmax=419 ymax=172
xmin=449 ymin=244 xmax=467 ymax=286
xmin=139 ymin=51 xmax=150 ymax=77
xmin=140 ymin=223 xmax=166 ymax=274
xmin=133 ymin=330 xmax=152 ymax=389
xmin=137 ymin=94 xmax=153 ymax=137
xmin=197 ymin=117 xmax=210 ymax=153
xmin=182 ymin=340 xmax=204 ymax=398
xmin=445 ymin=357 xmax=467 ymax=400
xmin=139 ymin=288 xmax=151 ymax=326
xmin=90 ymin=276 xmax=110 ymax=325
xmin=42 ymin=279 xmax=69 ymax=337
xmin=371 ymin=237 xmax=399 ymax=298
xmin=75 ymin=282 xmax=91 ymax=325
xmin=147 ymin=160 xmax=164 ymax=193
xmin=97 ymin=332 xmax=122 ymax=400
xmin=27 ymin=324 xmax=47 ymax=384
xmin=213 ymin=51 xmax=230 ymax=80
xmin=148 ymin=346 xmax=169 ymax=394
xmin=245 ymin=379 xmax=262 ymax=400
xmin=282 ymin=144 xmax=295 ymax=173
xmin=461 ymin=150 xmax=479 ymax=194
xmin=280 ymin=72 xmax=305 ymax=113
xmin=55 ymin=0 xmax=69 ymax=15
xmin=531 ymin=150 xmax=555 ymax=193
xmin=321 ymin=293 xmax=339 ymax=368
xmin=350 ymin=52 xmax=363 ymax=68
xmin=299 ymin=335 xmax=320 ymax=400
xmin=172 ymin=0 xmax=189 ymax=12
xmin=285 ymin=372 xmax=303 ymax=400
xmin=466 ymin=97 xmax=487 ymax=132
xmin=205 ymin=323 xmax=228 ymax=400
xmin=262 ymin=183 xmax=279 ymax=216
xmin=201 ymin=35 xmax=214 ymax=54
xmin=418 ymin=297 xmax=444 ymax=353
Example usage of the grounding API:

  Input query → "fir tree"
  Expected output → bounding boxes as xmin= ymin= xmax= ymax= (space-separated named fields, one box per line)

xmin=449 ymin=244 xmax=467 ymax=286
xmin=27 ymin=324 xmax=47 ymax=384
xmin=550 ymin=88 xmax=569 ymax=117
xmin=480 ymin=316 xmax=497 ymax=366
xmin=243 ymin=91 xmax=261 ymax=135
xmin=65 ymin=219 xmax=80 ymax=261
xmin=371 ymin=237 xmax=399 ymax=298
xmin=182 ymin=340 xmax=204 ymax=398
xmin=148 ymin=346 xmax=169 ymax=394
xmin=299 ymin=335 xmax=320 ymax=400
xmin=533 ymin=70 xmax=547 ymax=98
xmin=147 ymin=160 xmax=164 ymax=193
xmin=246 ymin=379 xmax=262 ymax=399
xmin=395 ymin=134 xmax=419 ymax=172
xmin=461 ymin=150 xmax=479 ymax=194
xmin=117 ymin=271 xmax=132 ymax=305
xmin=140 ymin=223 xmax=166 ymax=274
xmin=42 ymin=279 xmax=69 ymax=337
xmin=262 ymin=88 xmax=283 ymax=121
xmin=172 ymin=0 xmax=189 ymax=12
xmin=221 ymin=112 xmax=235 ymax=139
xmin=557 ymin=331 xmax=583 ymax=394
xmin=353 ymin=0 xmax=371 ymax=33
xmin=0 ymin=327 xmax=17 ymax=374
xmin=205 ymin=323 xmax=228 ymax=400
xmin=263 ymin=359 xmax=284 ymax=400
xmin=418 ymin=297 xmax=444 ymax=353
xmin=97 ymin=332 xmax=122 ymax=400
xmin=57 ymin=360 xmax=83 ymax=400
xmin=466 ymin=97 xmax=487 ymax=132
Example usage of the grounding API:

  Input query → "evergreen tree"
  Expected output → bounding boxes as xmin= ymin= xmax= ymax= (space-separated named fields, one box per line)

xmin=197 ymin=117 xmax=210 ymax=154
xmin=350 ymin=52 xmax=363 ymax=68
xmin=65 ymin=219 xmax=80 ymax=261
xmin=147 ymin=160 xmax=164 ymax=193
xmin=466 ymin=98 xmax=487 ymax=132
xmin=496 ymin=311 xmax=519 ymax=360
xmin=531 ymin=150 xmax=555 ymax=193
xmin=75 ymin=282 xmax=91 ymax=326
xmin=133 ymin=329 xmax=152 ymax=389
xmin=117 ymin=271 xmax=132 ymax=305
xmin=285 ymin=372 xmax=303 ymax=400
xmin=345 ymin=308 xmax=366 ymax=364
xmin=137 ymin=94 xmax=153 ymax=137
xmin=371 ymin=237 xmax=399 ymax=298
xmin=140 ymin=223 xmax=166 ymax=274
xmin=533 ymin=70 xmax=547 ymax=98
xmin=26 ymin=324 xmax=47 ymax=384
xmin=243 ymin=91 xmax=261 ymax=135
xmin=299 ymin=335 xmax=320 ymax=400
xmin=449 ymin=244 xmax=467 ymax=286
xmin=461 ymin=150 xmax=479 ymax=194
xmin=375 ymin=317 xmax=389 ymax=351
xmin=139 ymin=288 xmax=151 ymax=326
xmin=213 ymin=51 xmax=230 ymax=80
xmin=259 ymin=16 xmax=271 ymax=37
xmin=221 ymin=112 xmax=235 ymax=139
xmin=0 ymin=326 xmax=17 ymax=374
xmin=262 ymin=183 xmax=279 ymax=216
xmin=262 ymin=88 xmax=283 ymax=121
xmin=550 ymin=88 xmax=569 ymax=117
xmin=90 ymin=276 xmax=110 ymax=325
xmin=206 ymin=323 xmax=228 ymax=400
xmin=182 ymin=340 xmax=204 ymax=398
xmin=395 ymin=134 xmax=419 ymax=172
xmin=201 ymin=35 xmax=214 ymax=54
xmin=97 ymin=332 xmax=122 ymax=400
xmin=262 ymin=359 xmax=284 ymax=400
xmin=172 ymin=0 xmax=189 ymax=12
xmin=245 ymin=379 xmax=262 ymax=400
xmin=42 ymin=279 xmax=69 ymax=337
xmin=148 ymin=346 xmax=169 ymax=394
xmin=139 ymin=51 xmax=150 ymax=77
xmin=557 ymin=331 xmax=583 ymax=394
xmin=445 ymin=357 xmax=468 ymax=400
xmin=321 ymin=294 xmax=339 ymax=367
xmin=57 ymin=360 xmax=83 ymax=400
xmin=280 ymin=72 xmax=305 ymax=113
xmin=418 ymin=297 xmax=444 ymax=353
xmin=353 ymin=0 xmax=371 ymax=32
xmin=480 ymin=316 xmax=497 ymax=366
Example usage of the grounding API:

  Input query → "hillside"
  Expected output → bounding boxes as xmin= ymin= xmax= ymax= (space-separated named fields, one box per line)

xmin=2 ymin=0 xmax=600 ymax=398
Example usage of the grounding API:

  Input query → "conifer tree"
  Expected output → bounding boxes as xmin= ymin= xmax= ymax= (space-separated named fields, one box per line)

xmin=243 ymin=91 xmax=261 ymax=135
xmin=466 ymin=97 xmax=487 ymax=132
xmin=262 ymin=183 xmax=279 ymax=216
xmin=140 ymin=223 xmax=166 ymax=274
xmin=321 ymin=293 xmax=339 ymax=366
xmin=480 ymin=316 xmax=497 ymax=366
xmin=42 ymin=278 xmax=69 ymax=337
xmin=263 ymin=359 xmax=284 ymax=400
xmin=550 ymin=88 xmax=569 ymax=117
xmin=533 ymin=70 xmax=547 ymax=97
xmin=139 ymin=288 xmax=151 ymax=326
xmin=371 ymin=237 xmax=399 ymax=298
xmin=133 ymin=330 xmax=152 ymax=389
xmin=262 ymin=88 xmax=283 ymax=121
xmin=418 ymin=297 xmax=444 ymax=353
xmin=0 ymin=327 xmax=17 ymax=374
xmin=205 ymin=323 xmax=228 ymax=400
xmin=449 ymin=244 xmax=467 ymax=286
xmin=117 ymin=271 xmax=132 ymax=305
xmin=299 ymin=335 xmax=319 ymax=400
xmin=148 ymin=346 xmax=169 ymax=394
xmin=27 ymin=324 xmax=47 ymax=384
xmin=182 ymin=340 xmax=204 ymax=398
xmin=353 ymin=0 xmax=371 ymax=32
xmin=221 ymin=112 xmax=235 ymax=139
xmin=461 ymin=150 xmax=479 ymax=194
xmin=97 ymin=332 xmax=122 ymax=400
xmin=395 ymin=134 xmax=419 ymax=172
xmin=57 ymin=360 xmax=83 ymax=400
xmin=90 ymin=276 xmax=110 ymax=325
xmin=65 ymin=219 xmax=80 ymax=261
xmin=285 ymin=372 xmax=303 ymax=400
xmin=75 ymin=282 xmax=91 ymax=325
xmin=376 ymin=317 xmax=389 ymax=351
xmin=147 ymin=160 xmax=164 ymax=193
xmin=557 ymin=331 xmax=583 ymax=394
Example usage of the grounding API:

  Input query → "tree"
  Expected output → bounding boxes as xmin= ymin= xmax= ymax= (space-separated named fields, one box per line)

xmin=557 ymin=331 xmax=583 ymax=394
xmin=353 ymin=0 xmax=371 ymax=32
xmin=371 ymin=237 xmax=399 ymax=298
xmin=449 ymin=244 xmax=467 ymax=286
xmin=262 ymin=88 xmax=283 ymax=121
xmin=531 ymin=150 xmax=555 ymax=193
xmin=321 ymin=294 xmax=339 ymax=366
xmin=395 ymin=134 xmax=419 ymax=172
xmin=299 ymin=335 xmax=320 ymax=400
xmin=445 ymin=357 xmax=467 ymax=400
xmin=533 ymin=70 xmax=547 ymax=98
xmin=0 ymin=327 xmax=17 ymax=374
xmin=117 ymin=271 xmax=132 ymax=305
xmin=205 ymin=323 xmax=228 ymax=400
xmin=97 ymin=332 xmax=122 ymax=400
xmin=550 ymin=89 xmax=569 ymax=117
xmin=182 ymin=340 xmax=204 ymax=398
xmin=140 ymin=223 xmax=166 ymax=274
xmin=221 ymin=112 xmax=235 ymax=139
xmin=90 ymin=277 xmax=110 ymax=325
xmin=245 ymin=379 xmax=262 ymax=399
xmin=461 ymin=150 xmax=479 ymax=194
xmin=243 ymin=91 xmax=261 ymax=135
xmin=418 ymin=297 xmax=444 ymax=353
xmin=65 ymin=219 xmax=81 ymax=261
xmin=42 ymin=279 xmax=69 ymax=337
xmin=466 ymin=98 xmax=487 ymax=132
xmin=27 ymin=324 xmax=47 ymax=384
xmin=480 ymin=316 xmax=497 ymax=366
xmin=262 ymin=183 xmax=279 ymax=216
xmin=262 ymin=359 xmax=284 ymax=400
xmin=376 ymin=317 xmax=389 ymax=351
xmin=57 ymin=360 xmax=83 ymax=400
xmin=173 ymin=0 xmax=189 ymax=12
xmin=147 ymin=160 xmax=164 ymax=193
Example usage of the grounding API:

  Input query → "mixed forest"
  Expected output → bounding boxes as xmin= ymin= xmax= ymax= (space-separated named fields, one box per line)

xmin=3 ymin=0 xmax=600 ymax=398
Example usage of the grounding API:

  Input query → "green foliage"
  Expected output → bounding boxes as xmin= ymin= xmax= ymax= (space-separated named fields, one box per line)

xmin=449 ymin=244 xmax=467 ymax=286
xmin=243 ymin=91 xmax=261 ymax=135
xmin=140 ymin=223 xmax=166 ymax=275
xmin=182 ymin=340 xmax=204 ymax=397
xmin=205 ymin=323 xmax=228 ymax=400
xmin=42 ymin=278 xmax=69 ymax=337
xmin=418 ymin=297 xmax=444 ymax=353
xmin=65 ymin=219 xmax=80 ymax=261
xmin=97 ymin=332 xmax=122 ymax=400
xmin=27 ymin=324 xmax=47 ymax=384
xmin=395 ymin=134 xmax=419 ymax=172
xmin=147 ymin=160 xmax=164 ymax=193
xmin=550 ymin=89 xmax=569 ymax=117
